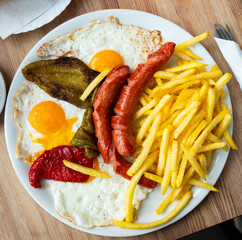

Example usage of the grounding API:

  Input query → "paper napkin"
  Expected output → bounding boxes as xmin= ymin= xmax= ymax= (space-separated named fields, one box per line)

xmin=214 ymin=37 xmax=242 ymax=90
xmin=0 ymin=0 xmax=59 ymax=39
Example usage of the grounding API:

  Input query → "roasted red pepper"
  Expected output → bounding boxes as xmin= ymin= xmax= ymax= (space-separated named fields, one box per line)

xmin=29 ymin=146 xmax=93 ymax=188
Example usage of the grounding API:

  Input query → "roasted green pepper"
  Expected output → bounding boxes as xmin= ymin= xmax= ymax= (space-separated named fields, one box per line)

xmin=22 ymin=57 xmax=99 ymax=108
xmin=70 ymin=107 xmax=99 ymax=158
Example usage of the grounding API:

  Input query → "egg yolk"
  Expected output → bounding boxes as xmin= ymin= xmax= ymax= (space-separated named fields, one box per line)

xmin=28 ymin=101 xmax=65 ymax=135
xmin=31 ymin=117 xmax=78 ymax=151
xmin=88 ymin=50 xmax=124 ymax=72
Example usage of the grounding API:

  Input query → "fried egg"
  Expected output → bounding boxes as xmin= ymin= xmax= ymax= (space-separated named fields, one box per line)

xmin=53 ymin=156 xmax=151 ymax=228
xmin=13 ymin=81 xmax=84 ymax=163
xmin=37 ymin=16 xmax=163 ymax=72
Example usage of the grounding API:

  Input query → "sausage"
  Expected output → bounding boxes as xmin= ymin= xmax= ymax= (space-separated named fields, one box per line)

xmin=93 ymin=65 xmax=130 ymax=163
xmin=110 ymin=142 xmax=157 ymax=189
xmin=93 ymin=65 xmax=157 ymax=188
xmin=111 ymin=42 xmax=176 ymax=157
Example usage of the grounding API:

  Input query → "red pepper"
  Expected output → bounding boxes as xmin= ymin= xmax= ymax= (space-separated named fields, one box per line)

xmin=29 ymin=146 xmax=93 ymax=188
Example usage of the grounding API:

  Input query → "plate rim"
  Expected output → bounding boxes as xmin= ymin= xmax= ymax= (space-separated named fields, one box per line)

xmin=4 ymin=9 xmax=232 ymax=237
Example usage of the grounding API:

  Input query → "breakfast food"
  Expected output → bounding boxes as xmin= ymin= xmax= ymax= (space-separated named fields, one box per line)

xmin=93 ymin=65 xmax=130 ymax=163
xmin=36 ymin=16 xmax=163 ymax=72
xmin=12 ymin=15 xmax=237 ymax=231
xmin=52 ymin=156 xmax=151 ymax=229
xmin=92 ymin=65 xmax=157 ymax=188
xmin=29 ymin=146 xmax=93 ymax=188
xmin=115 ymin=33 xmax=237 ymax=229
xmin=70 ymin=107 xmax=99 ymax=159
xmin=13 ymin=81 xmax=84 ymax=163
xmin=22 ymin=57 xmax=99 ymax=109
xmin=13 ymin=16 xmax=165 ymax=228
xmin=111 ymin=42 xmax=175 ymax=157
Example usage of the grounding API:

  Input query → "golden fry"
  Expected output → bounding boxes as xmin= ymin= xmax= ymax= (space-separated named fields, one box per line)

xmin=167 ymin=61 xmax=206 ymax=73
xmin=154 ymin=71 xmax=178 ymax=79
xmin=144 ymin=172 xmax=163 ymax=183
xmin=80 ymin=67 xmax=112 ymax=101
xmin=207 ymin=79 xmax=216 ymax=86
xmin=215 ymin=73 xmax=232 ymax=91
xmin=175 ymin=184 xmax=192 ymax=201
xmin=205 ymin=151 xmax=212 ymax=169
xmin=136 ymin=94 xmax=171 ymax=143
xmin=157 ymin=125 xmax=173 ymax=176
xmin=215 ymin=113 xmax=232 ymax=138
xmin=182 ymin=146 xmax=206 ymax=180
xmin=161 ymin=144 xmax=172 ymax=195
xmin=156 ymin=190 xmax=174 ymax=215
xmin=220 ymin=90 xmax=226 ymax=99
xmin=206 ymin=86 xmax=216 ymax=122
xmin=176 ymin=68 xmax=197 ymax=78
xmin=174 ymin=107 xmax=198 ymax=139
xmin=176 ymin=154 xmax=188 ymax=188
xmin=175 ymin=31 xmax=209 ymax=52
xmin=125 ymin=151 xmax=158 ymax=223
xmin=115 ymin=192 xmax=192 ymax=229
xmin=173 ymin=100 xmax=199 ymax=128
xmin=198 ymin=154 xmax=207 ymax=173
xmin=141 ymin=92 xmax=152 ymax=102
xmin=162 ymin=95 xmax=174 ymax=120
xmin=190 ymin=109 xmax=231 ymax=156
xmin=186 ymin=120 xmax=207 ymax=146
xmin=128 ymin=114 xmax=162 ymax=176
xmin=63 ymin=160 xmax=111 ymax=178
xmin=199 ymin=83 xmax=209 ymax=103
xmin=182 ymin=48 xmax=203 ymax=60
xmin=224 ymin=130 xmax=238 ymax=150
xmin=172 ymin=89 xmax=195 ymax=111
xmin=157 ymin=111 xmax=181 ymax=137
xmin=174 ymin=51 xmax=193 ymax=61
xmin=187 ymin=179 xmax=219 ymax=192
xmin=155 ymin=78 xmax=163 ymax=86
xmin=170 ymin=140 xmax=179 ymax=188
xmin=198 ymin=142 xmax=227 ymax=152
xmin=133 ymin=99 xmax=156 ymax=120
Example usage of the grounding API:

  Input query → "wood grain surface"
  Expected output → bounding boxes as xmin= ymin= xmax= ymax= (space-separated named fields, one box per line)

xmin=0 ymin=0 xmax=241 ymax=239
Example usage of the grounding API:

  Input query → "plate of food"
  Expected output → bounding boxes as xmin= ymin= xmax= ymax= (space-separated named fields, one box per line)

xmin=4 ymin=9 xmax=236 ymax=237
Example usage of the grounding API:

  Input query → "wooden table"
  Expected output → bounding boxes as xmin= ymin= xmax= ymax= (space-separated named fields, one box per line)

xmin=0 ymin=0 xmax=241 ymax=239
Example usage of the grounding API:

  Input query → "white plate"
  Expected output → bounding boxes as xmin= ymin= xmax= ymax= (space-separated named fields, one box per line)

xmin=4 ymin=9 xmax=232 ymax=237
xmin=14 ymin=0 xmax=71 ymax=34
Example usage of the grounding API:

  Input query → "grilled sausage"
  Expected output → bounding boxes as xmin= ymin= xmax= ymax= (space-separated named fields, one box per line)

xmin=111 ymin=42 xmax=176 ymax=157
xmin=93 ymin=65 xmax=157 ymax=188
xmin=93 ymin=65 xmax=130 ymax=163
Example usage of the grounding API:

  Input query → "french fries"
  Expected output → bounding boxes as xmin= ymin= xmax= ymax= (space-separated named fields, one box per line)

xmin=115 ymin=31 xmax=237 ymax=230
xmin=187 ymin=179 xmax=219 ymax=192
xmin=115 ymin=191 xmax=192 ymax=229
xmin=63 ymin=160 xmax=111 ymax=178
xmin=80 ymin=67 xmax=112 ymax=101
xmin=125 ymin=151 xmax=159 ymax=222
xmin=175 ymin=31 xmax=209 ymax=52
xmin=167 ymin=61 xmax=207 ymax=73
xmin=127 ymin=114 xmax=162 ymax=176
xmin=157 ymin=125 xmax=173 ymax=176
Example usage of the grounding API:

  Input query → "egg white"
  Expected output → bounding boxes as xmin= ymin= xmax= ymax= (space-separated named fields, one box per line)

xmin=37 ymin=16 xmax=163 ymax=72
xmin=53 ymin=156 xmax=151 ymax=228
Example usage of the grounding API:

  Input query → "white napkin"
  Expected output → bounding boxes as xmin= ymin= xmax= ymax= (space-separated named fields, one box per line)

xmin=214 ymin=37 xmax=242 ymax=90
xmin=0 ymin=0 xmax=59 ymax=39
